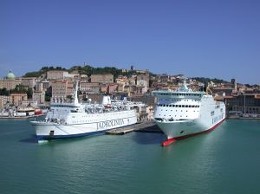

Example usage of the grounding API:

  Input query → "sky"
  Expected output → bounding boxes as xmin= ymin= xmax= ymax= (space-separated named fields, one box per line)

xmin=1 ymin=0 xmax=259 ymax=84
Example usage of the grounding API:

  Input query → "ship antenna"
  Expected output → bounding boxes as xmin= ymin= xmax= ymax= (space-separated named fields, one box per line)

xmin=74 ymin=80 xmax=79 ymax=104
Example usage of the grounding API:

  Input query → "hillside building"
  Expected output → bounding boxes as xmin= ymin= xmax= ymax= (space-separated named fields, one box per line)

xmin=51 ymin=80 xmax=74 ymax=99
xmin=0 ymin=71 xmax=21 ymax=90
xmin=91 ymin=74 xmax=114 ymax=84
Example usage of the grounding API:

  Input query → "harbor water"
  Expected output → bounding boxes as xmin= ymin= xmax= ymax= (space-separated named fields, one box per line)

xmin=0 ymin=119 xmax=260 ymax=194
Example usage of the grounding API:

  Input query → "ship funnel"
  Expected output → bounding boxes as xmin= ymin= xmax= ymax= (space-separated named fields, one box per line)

xmin=178 ymin=79 xmax=189 ymax=92
xmin=102 ymin=96 xmax=112 ymax=107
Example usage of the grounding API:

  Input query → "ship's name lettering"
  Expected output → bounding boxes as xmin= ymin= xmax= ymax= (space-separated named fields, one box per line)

xmin=98 ymin=119 xmax=124 ymax=129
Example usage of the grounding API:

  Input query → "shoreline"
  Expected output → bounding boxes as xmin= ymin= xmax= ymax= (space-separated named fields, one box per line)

xmin=0 ymin=114 xmax=45 ymax=120
xmin=227 ymin=117 xmax=260 ymax=120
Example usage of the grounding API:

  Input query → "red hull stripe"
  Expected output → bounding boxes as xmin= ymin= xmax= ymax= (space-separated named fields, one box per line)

xmin=161 ymin=118 xmax=225 ymax=147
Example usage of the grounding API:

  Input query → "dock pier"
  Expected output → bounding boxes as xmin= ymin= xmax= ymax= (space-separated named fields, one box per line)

xmin=105 ymin=121 xmax=161 ymax=135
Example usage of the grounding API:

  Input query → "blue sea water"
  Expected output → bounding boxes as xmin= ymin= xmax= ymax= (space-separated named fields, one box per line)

xmin=0 ymin=119 xmax=260 ymax=194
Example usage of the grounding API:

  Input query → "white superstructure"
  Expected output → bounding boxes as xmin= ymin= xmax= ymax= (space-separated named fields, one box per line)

xmin=152 ymin=81 xmax=226 ymax=146
xmin=31 ymin=82 xmax=138 ymax=142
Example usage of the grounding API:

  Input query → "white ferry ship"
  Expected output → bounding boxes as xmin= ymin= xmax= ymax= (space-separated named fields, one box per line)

xmin=152 ymin=81 xmax=226 ymax=146
xmin=31 ymin=82 xmax=138 ymax=142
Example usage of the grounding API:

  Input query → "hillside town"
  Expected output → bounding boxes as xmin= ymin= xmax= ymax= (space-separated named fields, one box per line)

xmin=0 ymin=66 xmax=259 ymax=119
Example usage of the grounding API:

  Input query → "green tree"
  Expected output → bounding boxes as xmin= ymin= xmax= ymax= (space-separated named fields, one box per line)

xmin=27 ymin=88 xmax=33 ymax=99
xmin=0 ymin=88 xmax=10 ymax=96
xmin=45 ymin=86 xmax=52 ymax=102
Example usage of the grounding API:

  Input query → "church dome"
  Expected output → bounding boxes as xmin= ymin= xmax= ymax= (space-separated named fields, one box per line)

xmin=6 ymin=71 xmax=16 ymax=80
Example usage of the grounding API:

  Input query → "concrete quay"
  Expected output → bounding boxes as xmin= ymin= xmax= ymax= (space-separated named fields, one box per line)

xmin=105 ymin=121 xmax=162 ymax=135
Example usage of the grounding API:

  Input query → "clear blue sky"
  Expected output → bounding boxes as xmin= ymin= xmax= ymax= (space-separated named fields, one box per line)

xmin=1 ymin=0 xmax=259 ymax=84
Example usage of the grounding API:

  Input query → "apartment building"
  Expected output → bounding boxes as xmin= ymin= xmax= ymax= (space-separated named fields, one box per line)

xmin=80 ymin=81 xmax=100 ymax=93
xmin=136 ymin=73 xmax=149 ymax=94
xmin=42 ymin=80 xmax=50 ymax=91
xmin=51 ymin=80 xmax=74 ymax=98
xmin=100 ymin=83 xmax=118 ymax=94
xmin=225 ymin=93 xmax=260 ymax=114
xmin=46 ymin=70 xmax=76 ymax=80
xmin=0 ymin=95 xmax=10 ymax=109
xmin=21 ymin=77 xmax=37 ymax=89
xmin=10 ymin=93 xmax=28 ymax=106
xmin=91 ymin=74 xmax=114 ymax=84
xmin=33 ymin=91 xmax=45 ymax=105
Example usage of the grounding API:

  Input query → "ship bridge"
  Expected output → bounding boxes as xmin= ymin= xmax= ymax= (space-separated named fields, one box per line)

xmin=152 ymin=90 xmax=205 ymax=100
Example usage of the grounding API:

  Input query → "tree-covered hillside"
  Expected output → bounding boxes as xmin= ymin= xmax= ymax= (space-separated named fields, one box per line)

xmin=23 ymin=66 xmax=66 ymax=77
xmin=23 ymin=65 xmax=141 ymax=78
xmin=191 ymin=77 xmax=229 ymax=85
xmin=22 ymin=65 xmax=232 ymax=85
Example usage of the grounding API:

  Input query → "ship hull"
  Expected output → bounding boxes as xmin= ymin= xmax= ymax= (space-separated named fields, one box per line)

xmin=156 ymin=113 xmax=225 ymax=140
xmin=31 ymin=114 xmax=137 ymax=141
